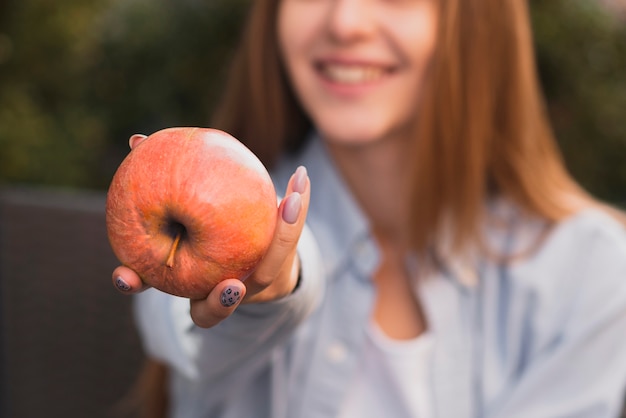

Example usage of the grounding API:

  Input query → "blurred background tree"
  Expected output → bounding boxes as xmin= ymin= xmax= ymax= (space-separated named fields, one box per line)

xmin=531 ymin=0 xmax=626 ymax=204
xmin=0 ymin=0 xmax=248 ymax=189
xmin=0 ymin=0 xmax=625 ymax=205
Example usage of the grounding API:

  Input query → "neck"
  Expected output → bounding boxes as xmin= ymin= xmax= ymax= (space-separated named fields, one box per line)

xmin=326 ymin=137 xmax=413 ymax=249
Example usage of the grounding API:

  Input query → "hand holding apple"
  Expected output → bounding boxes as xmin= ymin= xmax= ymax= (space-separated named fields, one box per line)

xmin=109 ymin=130 xmax=311 ymax=328
xmin=106 ymin=127 xmax=280 ymax=299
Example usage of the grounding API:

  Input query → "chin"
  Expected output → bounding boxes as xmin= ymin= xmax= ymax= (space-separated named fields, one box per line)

xmin=318 ymin=125 xmax=393 ymax=148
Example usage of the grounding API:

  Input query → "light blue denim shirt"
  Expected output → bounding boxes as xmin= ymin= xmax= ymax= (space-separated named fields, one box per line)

xmin=134 ymin=135 xmax=626 ymax=418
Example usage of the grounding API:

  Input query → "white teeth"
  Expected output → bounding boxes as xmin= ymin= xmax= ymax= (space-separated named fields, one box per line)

xmin=322 ymin=64 xmax=385 ymax=84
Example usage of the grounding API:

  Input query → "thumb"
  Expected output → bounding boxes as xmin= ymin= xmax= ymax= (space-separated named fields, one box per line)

xmin=247 ymin=166 xmax=310 ymax=296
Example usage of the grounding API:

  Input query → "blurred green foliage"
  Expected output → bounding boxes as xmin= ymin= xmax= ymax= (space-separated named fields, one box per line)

xmin=531 ymin=0 xmax=626 ymax=204
xmin=0 ymin=0 xmax=248 ymax=189
xmin=0 ymin=0 xmax=625 ymax=204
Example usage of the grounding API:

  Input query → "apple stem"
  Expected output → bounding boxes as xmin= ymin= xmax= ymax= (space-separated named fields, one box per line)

xmin=166 ymin=230 xmax=182 ymax=268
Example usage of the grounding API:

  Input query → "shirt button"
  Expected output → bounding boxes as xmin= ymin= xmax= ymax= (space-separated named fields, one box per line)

xmin=326 ymin=342 xmax=348 ymax=364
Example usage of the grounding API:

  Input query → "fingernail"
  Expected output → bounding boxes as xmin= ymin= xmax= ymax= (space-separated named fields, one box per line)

xmin=282 ymin=192 xmax=302 ymax=224
xmin=293 ymin=166 xmax=308 ymax=194
xmin=220 ymin=285 xmax=242 ymax=307
xmin=129 ymin=134 xmax=147 ymax=149
xmin=115 ymin=276 xmax=131 ymax=292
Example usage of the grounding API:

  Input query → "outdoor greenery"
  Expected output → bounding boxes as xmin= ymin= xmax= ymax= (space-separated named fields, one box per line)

xmin=0 ymin=0 xmax=625 ymax=205
xmin=0 ymin=0 xmax=248 ymax=189
xmin=531 ymin=0 xmax=626 ymax=204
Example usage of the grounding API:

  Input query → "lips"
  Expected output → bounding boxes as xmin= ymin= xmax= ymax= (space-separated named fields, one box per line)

xmin=317 ymin=62 xmax=390 ymax=84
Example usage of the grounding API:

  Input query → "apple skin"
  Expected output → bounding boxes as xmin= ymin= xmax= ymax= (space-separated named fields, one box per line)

xmin=106 ymin=127 xmax=277 ymax=299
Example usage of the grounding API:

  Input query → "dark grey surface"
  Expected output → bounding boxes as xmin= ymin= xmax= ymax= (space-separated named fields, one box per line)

xmin=0 ymin=187 xmax=144 ymax=418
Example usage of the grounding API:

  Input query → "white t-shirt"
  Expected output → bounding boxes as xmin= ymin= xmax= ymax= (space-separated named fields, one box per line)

xmin=339 ymin=322 xmax=434 ymax=418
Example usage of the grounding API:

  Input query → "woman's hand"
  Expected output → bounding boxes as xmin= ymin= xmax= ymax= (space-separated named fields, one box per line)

xmin=110 ymin=133 xmax=311 ymax=328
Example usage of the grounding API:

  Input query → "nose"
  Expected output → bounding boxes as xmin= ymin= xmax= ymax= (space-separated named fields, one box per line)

xmin=325 ymin=0 xmax=375 ymax=42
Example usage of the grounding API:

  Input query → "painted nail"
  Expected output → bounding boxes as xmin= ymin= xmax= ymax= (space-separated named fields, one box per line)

xmin=293 ymin=166 xmax=308 ymax=194
xmin=282 ymin=192 xmax=302 ymax=224
xmin=128 ymin=134 xmax=147 ymax=149
xmin=115 ymin=276 xmax=131 ymax=292
xmin=220 ymin=285 xmax=242 ymax=307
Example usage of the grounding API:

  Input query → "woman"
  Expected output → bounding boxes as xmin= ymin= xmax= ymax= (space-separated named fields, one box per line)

xmin=113 ymin=0 xmax=626 ymax=417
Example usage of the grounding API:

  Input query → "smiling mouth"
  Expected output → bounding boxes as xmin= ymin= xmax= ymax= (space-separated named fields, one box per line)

xmin=319 ymin=63 xmax=389 ymax=84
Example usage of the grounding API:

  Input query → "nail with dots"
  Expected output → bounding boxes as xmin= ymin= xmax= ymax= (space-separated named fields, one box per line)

xmin=220 ymin=285 xmax=242 ymax=307
xmin=115 ymin=276 xmax=131 ymax=292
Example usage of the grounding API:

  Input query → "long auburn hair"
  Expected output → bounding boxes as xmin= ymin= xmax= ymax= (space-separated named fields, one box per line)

xmin=211 ymin=0 xmax=601 ymax=257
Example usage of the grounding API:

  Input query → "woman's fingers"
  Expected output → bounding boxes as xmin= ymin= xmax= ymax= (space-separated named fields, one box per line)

xmin=112 ymin=266 xmax=247 ymax=328
xmin=129 ymin=134 xmax=148 ymax=149
xmin=263 ymin=166 xmax=310 ymax=273
xmin=189 ymin=279 xmax=246 ymax=328
xmin=245 ymin=166 xmax=310 ymax=301
xmin=112 ymin=265 xmax=151 ymax=294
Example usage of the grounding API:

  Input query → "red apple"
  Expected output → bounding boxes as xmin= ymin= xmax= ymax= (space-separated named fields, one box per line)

xmin=106 ymin=127 xmax=277 ymax=299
